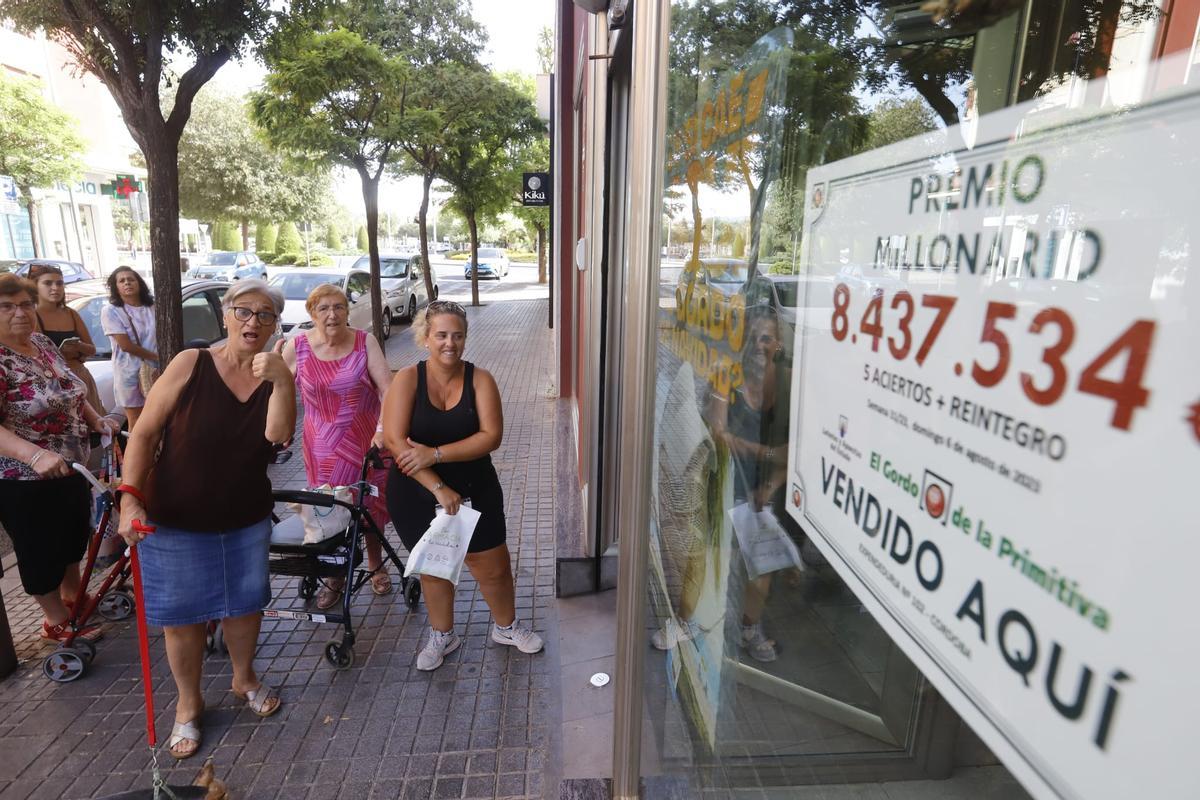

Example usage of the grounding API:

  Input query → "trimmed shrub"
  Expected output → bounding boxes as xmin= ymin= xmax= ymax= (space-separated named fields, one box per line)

xmin=276 ymin=222 xmax=303 ymax=254
xmin=272 ymin=252 xmax=302 ymax=265
xmin=507 ymin=250 xmax=537 ymax=263
xmin=256 ymin=222 xmax=278 ymax=254
xmin=218 ymin=221 xmax=242 ymax=251
xmin=356 ymin=225 xmax=368 ymax=251
xmin=324 ymin=223 xmax=341 ymax=250
xmin=309 ymin=253 xmax=333 ymax=267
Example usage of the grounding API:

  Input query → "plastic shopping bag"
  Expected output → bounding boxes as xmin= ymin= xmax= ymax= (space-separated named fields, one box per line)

xmin=287 ymin=484 xmax=355 ymax=545
xmin=403 ymin=503 xmax=481 ymax=585
xmin=728 ymin=502 xmax=802 ymax=579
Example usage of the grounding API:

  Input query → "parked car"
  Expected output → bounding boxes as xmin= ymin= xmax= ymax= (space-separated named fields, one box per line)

xmin=68 ymin=279 xmax=245 ymax=415
xmin=272 ymin=262 xmax=434 ymax=341
xmin=269 ymin=268 xmax=354 ymax=335
xmin=348 ymin=253 xmax=439 ymax=321
xmin=464 ymin=247 xmax=510 ymax=280
xmin=186 ymin=251 xmax=268 ymax=282
xmin=13 ymin=258 xmax=93 ymax=284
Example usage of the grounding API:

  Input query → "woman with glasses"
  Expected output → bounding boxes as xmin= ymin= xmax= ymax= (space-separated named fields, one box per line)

xmin=27 ymin=263 xmax=105 ymax=414
xmin=100 ymin=266 xmax=157 ymax=429
xmin=382 ymin=299 xmax=544 ymax=671
xmin=277 ymin=283 xmax=395 ymax=608
xmin=0 ymin=274 xmax=119 ymax=645
xmin=116 ymin=279 xmax=295 ymax=760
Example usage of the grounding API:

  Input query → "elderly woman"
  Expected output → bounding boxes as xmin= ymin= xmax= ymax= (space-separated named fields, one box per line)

xmin=279 ymin=283 xmax=394 ymax=609
xmin=101 ymin=266 xmax=157 ymax=429
xmin=117 ymin=279 xmax=294 ymax=760
xmin=0 ymin=274 xmax=119 ymax=643
xmin=382 ymin=300 xmax=543 ymax=671
xmin=28 ymin=263 xmax=104 ymax=414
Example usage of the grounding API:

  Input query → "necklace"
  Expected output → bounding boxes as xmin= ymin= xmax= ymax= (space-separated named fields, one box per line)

xmin=1 ymin=339 xmax=55 ymax=379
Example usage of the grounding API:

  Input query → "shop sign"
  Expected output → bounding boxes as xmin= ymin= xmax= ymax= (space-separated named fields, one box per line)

xmin=786 ymin=80 xmax=1198 ymax=798
xmin=521 ymin=172 xmax=551 ymax=206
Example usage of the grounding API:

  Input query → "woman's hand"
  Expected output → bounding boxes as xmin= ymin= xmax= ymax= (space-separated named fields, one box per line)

xmin=396 ymin=437 xmax=436 ymax=475
xmin=91 ymin=416 xmax=121 ymax=436
xmin=252 ymin=351 xmax=291 ymax=383
xmin=371 ymin=428 xmax=386 ymax=449
xmin=118 ymin=497 xmax=151 ymax=546
xmin=30 ymin=448 xmax=71 ymax=479
xmin=433 ymin=484 xmax=462 ymax=516
xmin=60 ymin=341 xmax=81 ymax=360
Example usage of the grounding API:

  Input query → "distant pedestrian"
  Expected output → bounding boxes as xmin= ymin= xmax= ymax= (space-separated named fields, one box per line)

xmin=117 ymin=279 xmax=294 ymax=760
xmin=382 ymin=299 xmax=543 ymax=671
xmin=27 ymin=263 xmax=105 ymax=413
xmin=101 ymin=266 xmax=157 ymax=429
xmin=278 ymin=283 xmax=395 ymax=608
xmin=0 ymin=273 xmax=119 ymax=644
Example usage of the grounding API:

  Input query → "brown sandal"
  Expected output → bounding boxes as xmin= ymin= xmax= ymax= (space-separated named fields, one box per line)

xmin=370 ymin=570 xmax=393 ymax=596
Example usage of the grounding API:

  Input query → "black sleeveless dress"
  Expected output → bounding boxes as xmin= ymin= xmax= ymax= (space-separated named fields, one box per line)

xmin=387 ymin=360 xmax=507 ymax=553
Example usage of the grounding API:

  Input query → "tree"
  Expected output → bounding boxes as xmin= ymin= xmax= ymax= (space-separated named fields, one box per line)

xmin=275 ymin=221 xmax=303 ymax=254
xmin=356 ymin=225 xmax=369 ymax=252
xmin=217 ymin=220 xmax=241 ymax=251
xmin=254 ymin=28 xmax=411 ymax=345
xmin=256 ymin=221 xmax=278 ymax=254
xmin=536 ymin=26 xmax=554 ymax=74
xmin=324 ymin=222 xmax=341 ymax=249
xmin=2 ymin=0 xmax=280 ymax=362
xmin=0 ymin=71 xmax=84 ymax=257
xmin=511 ymin=132 xmax=551 ymax=284
xmin=177 ymin=87 xmax=330 ymax=250
xmin=438 ymin=71 xmax=543 ymax=306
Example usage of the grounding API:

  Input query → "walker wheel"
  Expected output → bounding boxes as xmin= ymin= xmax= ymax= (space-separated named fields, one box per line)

xmin=404 ymin=579 xmax=421 ymax=611
xmin=72 ymin=638 xmax=97 ymax=663
xmin=43 ymin=648 xmax=87 ymax=682
xmin=98 ymin=589 xmax=135 ymax=621
xmin=325 ymin=640 xmax=354 ymax=670
xmin=299 ymin=575 xmax=318 ymax=600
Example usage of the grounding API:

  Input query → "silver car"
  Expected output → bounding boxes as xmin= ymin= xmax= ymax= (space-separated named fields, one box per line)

xmin=186 ymin=251 xmax=268 ymax=282
xmin=349 ymin=253 xmax=439 ymax=321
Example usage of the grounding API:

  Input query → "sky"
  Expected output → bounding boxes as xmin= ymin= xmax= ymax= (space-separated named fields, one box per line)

xmin=212 ymin=0 xmax=555 ymax=224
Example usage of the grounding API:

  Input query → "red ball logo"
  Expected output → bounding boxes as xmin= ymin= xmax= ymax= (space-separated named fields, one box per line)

xmin=925 ymin=484 xmax=945 ymax=519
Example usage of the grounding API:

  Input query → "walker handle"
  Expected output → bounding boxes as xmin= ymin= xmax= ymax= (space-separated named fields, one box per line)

xmin=70 ymin=462 xmax=108 ymax=495
xmin=131 ymin=520 xmax=156 ymax=534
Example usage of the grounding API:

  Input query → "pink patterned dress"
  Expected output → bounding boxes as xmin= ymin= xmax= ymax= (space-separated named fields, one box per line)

xmin=295 ymin=329 xmax=390 ymax=526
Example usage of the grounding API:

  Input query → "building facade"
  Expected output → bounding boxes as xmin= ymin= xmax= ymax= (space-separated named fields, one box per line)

xmin=551 ymin=1 xmax=1200 ymax=797
xmin=1 ymin=23 xmax=146 ymax=276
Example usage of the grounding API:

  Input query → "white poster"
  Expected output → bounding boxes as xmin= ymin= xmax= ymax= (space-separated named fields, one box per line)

xmin=786 ymin=76 xmax=1199 ymax=799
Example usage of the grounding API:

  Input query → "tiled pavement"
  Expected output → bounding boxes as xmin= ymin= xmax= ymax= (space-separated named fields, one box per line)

xmin=0 ymin=272 xmax=562 ymax=799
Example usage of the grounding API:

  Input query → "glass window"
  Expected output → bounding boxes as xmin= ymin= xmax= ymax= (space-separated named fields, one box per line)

xmin=269 ymin=272 xmax=343 ymax=300
xmin=379 ymin=258 xmax=410 ymax=278
xmin=181 ymin=291 xmax=221 ymax=344
xmin=73 ymin=297 xmax=108 ymax=358
xmin=645 ymin=2 xmax=1196 ymax=796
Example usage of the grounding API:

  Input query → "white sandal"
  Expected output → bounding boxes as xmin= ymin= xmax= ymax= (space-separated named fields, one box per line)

xmin=234 ymin=682 xmax=281 ymax=718
xmin=167 ymin=718 xmax=202 ymax=760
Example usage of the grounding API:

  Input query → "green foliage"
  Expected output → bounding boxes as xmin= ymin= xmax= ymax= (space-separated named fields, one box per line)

xmin=536 ymin=26 xmax=554 ymax=74
xmin=217 ymin=221 xmax=242 ymax=251
xmin=732 ymin=230 xmax=746 ymax=258
xmin=448 ymin=252 xmax=469 ymax=261
xmin=507 ymin=251 xmax=537 ymax=263
xmin=276 ymin=221 xmax=303 ymax=254
xmin=309 ymin=252 xmax=333 ymax=266
xmin=356 ymin=225 xmax=369 ymax=251
xmin=256 ymin=222 xmax=278 ymax=254
xmin=863 ymin=97 xmax=939 ymax=151
xmin=272 ymin=252 xmax=302 ymax=265
xmin=324 ymin=222 xmax=341 ymax=249
xmin=0 ymin=71 xmax=84 ymax=195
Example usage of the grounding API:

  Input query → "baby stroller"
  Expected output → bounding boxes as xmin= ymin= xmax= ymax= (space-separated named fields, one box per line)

xmin=261 ymin=447 xmax=418 ymax=670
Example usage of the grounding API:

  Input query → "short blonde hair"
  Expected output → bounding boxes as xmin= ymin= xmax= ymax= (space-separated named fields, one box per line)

xmin=305 ymin=284 xmax=349 ymax=316
xmin=413 ymin=300 xmax=468 ymax=344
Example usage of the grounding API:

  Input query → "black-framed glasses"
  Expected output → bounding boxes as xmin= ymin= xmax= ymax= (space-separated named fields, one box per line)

xmin=428 ymin=300 xmax=466 ymax=315
xmin=230 ymin=306 xmax=279 ymax=325
xmin=0 ymin=301 xmax=35 ymax=315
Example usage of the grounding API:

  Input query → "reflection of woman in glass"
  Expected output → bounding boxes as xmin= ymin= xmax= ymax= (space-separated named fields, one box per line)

xmin=709 ymin=306 xmax=791 ymax=662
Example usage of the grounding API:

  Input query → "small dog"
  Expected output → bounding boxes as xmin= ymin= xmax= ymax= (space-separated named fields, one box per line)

xmin=194 ymin=759 xmax=228 ymax=800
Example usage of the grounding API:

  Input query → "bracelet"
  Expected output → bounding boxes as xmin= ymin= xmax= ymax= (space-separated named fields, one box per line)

xmin=27 ymin=449 xmax=45 ymax=469
xmin=116 ymin=483 xmax=146 ymax=505
xmin=434 ymin=446 xmax=442 ymax=464
xmin=431 ymin=481 xmax=445 ymax=492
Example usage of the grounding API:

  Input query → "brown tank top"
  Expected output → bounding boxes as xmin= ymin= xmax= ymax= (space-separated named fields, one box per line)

xmin=146 ymin=349 xmax=275 ymax=531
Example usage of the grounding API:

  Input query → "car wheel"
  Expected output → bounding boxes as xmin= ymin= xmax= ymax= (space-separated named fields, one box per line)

xmin=433 ymin=286 xmax=439 ymax=300
xmin=406 ymin=296 xmax=416 ymax=321
xmin=381 ymin=309 xmax=392 ymax=340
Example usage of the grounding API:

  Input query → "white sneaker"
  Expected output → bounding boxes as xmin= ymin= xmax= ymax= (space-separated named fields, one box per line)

xmin=416 ymin=629 xmax=460 ymax=671
xmin=491 ymin=622 xmax=544 ymax=654
xmin=651 ymin=617 xmax=697 ymax=650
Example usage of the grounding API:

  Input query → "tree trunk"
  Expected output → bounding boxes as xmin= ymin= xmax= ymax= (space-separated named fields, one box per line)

xmin=359 ymin=169 xmax=386 ymax=348
xmin=417 ymin=171 xmax=437 ymax=303
xmin=468 ymin=212 xmax=480 ymax=307
xmin=21 ymin=189 xmax=41 ymax=258
xmin=241 ymin=219 xmax=250 ymax=251
xmin=143 ymin=127 xmax=184 ymax=365
xmin=536 ymin=222 xmax=547 ymax=284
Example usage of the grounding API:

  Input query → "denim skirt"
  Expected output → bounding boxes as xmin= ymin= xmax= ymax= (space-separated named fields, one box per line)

xmin=137 ymin=517 xmax=271 ymax=626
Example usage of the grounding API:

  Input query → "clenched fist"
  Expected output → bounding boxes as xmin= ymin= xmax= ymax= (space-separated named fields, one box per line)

xmin=252 ymin=351 xmax=291 ymax=383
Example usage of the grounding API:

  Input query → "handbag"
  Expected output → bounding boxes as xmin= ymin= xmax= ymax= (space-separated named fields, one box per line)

xmin=286 ymin=484 xmax=355 ymax=545
xmin=120 ymin=306 xmax=158 ymax=396
xmin=403 ymin=502 xmax=480 ymax=585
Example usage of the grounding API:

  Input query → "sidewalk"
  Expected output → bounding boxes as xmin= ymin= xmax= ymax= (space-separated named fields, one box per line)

xmin=0 ymin=281 xmax=561 ymax=799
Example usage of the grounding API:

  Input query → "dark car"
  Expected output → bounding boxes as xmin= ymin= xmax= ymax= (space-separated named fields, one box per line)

xmin=13 ymin=258 xmax=94 ymax=284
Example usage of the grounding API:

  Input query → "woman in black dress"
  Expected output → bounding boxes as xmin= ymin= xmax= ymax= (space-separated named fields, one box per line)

xmin=383 ymin=300 xmax=544 ymax=671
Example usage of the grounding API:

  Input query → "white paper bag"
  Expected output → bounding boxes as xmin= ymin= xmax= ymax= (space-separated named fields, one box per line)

xmin=287 ymin=484 xmax=354 ymax=545
xmin=728 ymin=502 xmax=802 ymax=579
xmin=403 ymin=504 xmax=481 ymax=585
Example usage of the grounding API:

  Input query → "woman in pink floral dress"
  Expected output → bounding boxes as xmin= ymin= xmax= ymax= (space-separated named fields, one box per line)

xmin=279 ymin=283 xmax=394 ymax=608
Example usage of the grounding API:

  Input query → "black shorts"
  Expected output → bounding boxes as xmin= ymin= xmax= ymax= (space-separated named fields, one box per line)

xmin=386 ymin=465 xmax=507 ymax=554
xmin=0 ymin=474 xmax=92 ymax=595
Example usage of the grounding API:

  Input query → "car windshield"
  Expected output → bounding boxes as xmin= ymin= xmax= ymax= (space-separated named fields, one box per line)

xmin=270 ymin=273 xmax=343 ymax=300
xmin=205 ymin=253 xmax=238 ymax=266
xmin=380 ymin=258 xmax=409 ymax=278
xmin=478 ymin=248 xmax=503 ymax=259
xmin=771 ymin=280 xmax=799 ymax=308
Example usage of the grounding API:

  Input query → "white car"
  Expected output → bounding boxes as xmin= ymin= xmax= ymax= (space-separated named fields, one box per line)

xmin=463 ymin=247 xmax=510 ymax=280
xmin=69 ymin=279 xmax=239 ymax=416
xmin=348 ymin=253 xmax=439 ymax=321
